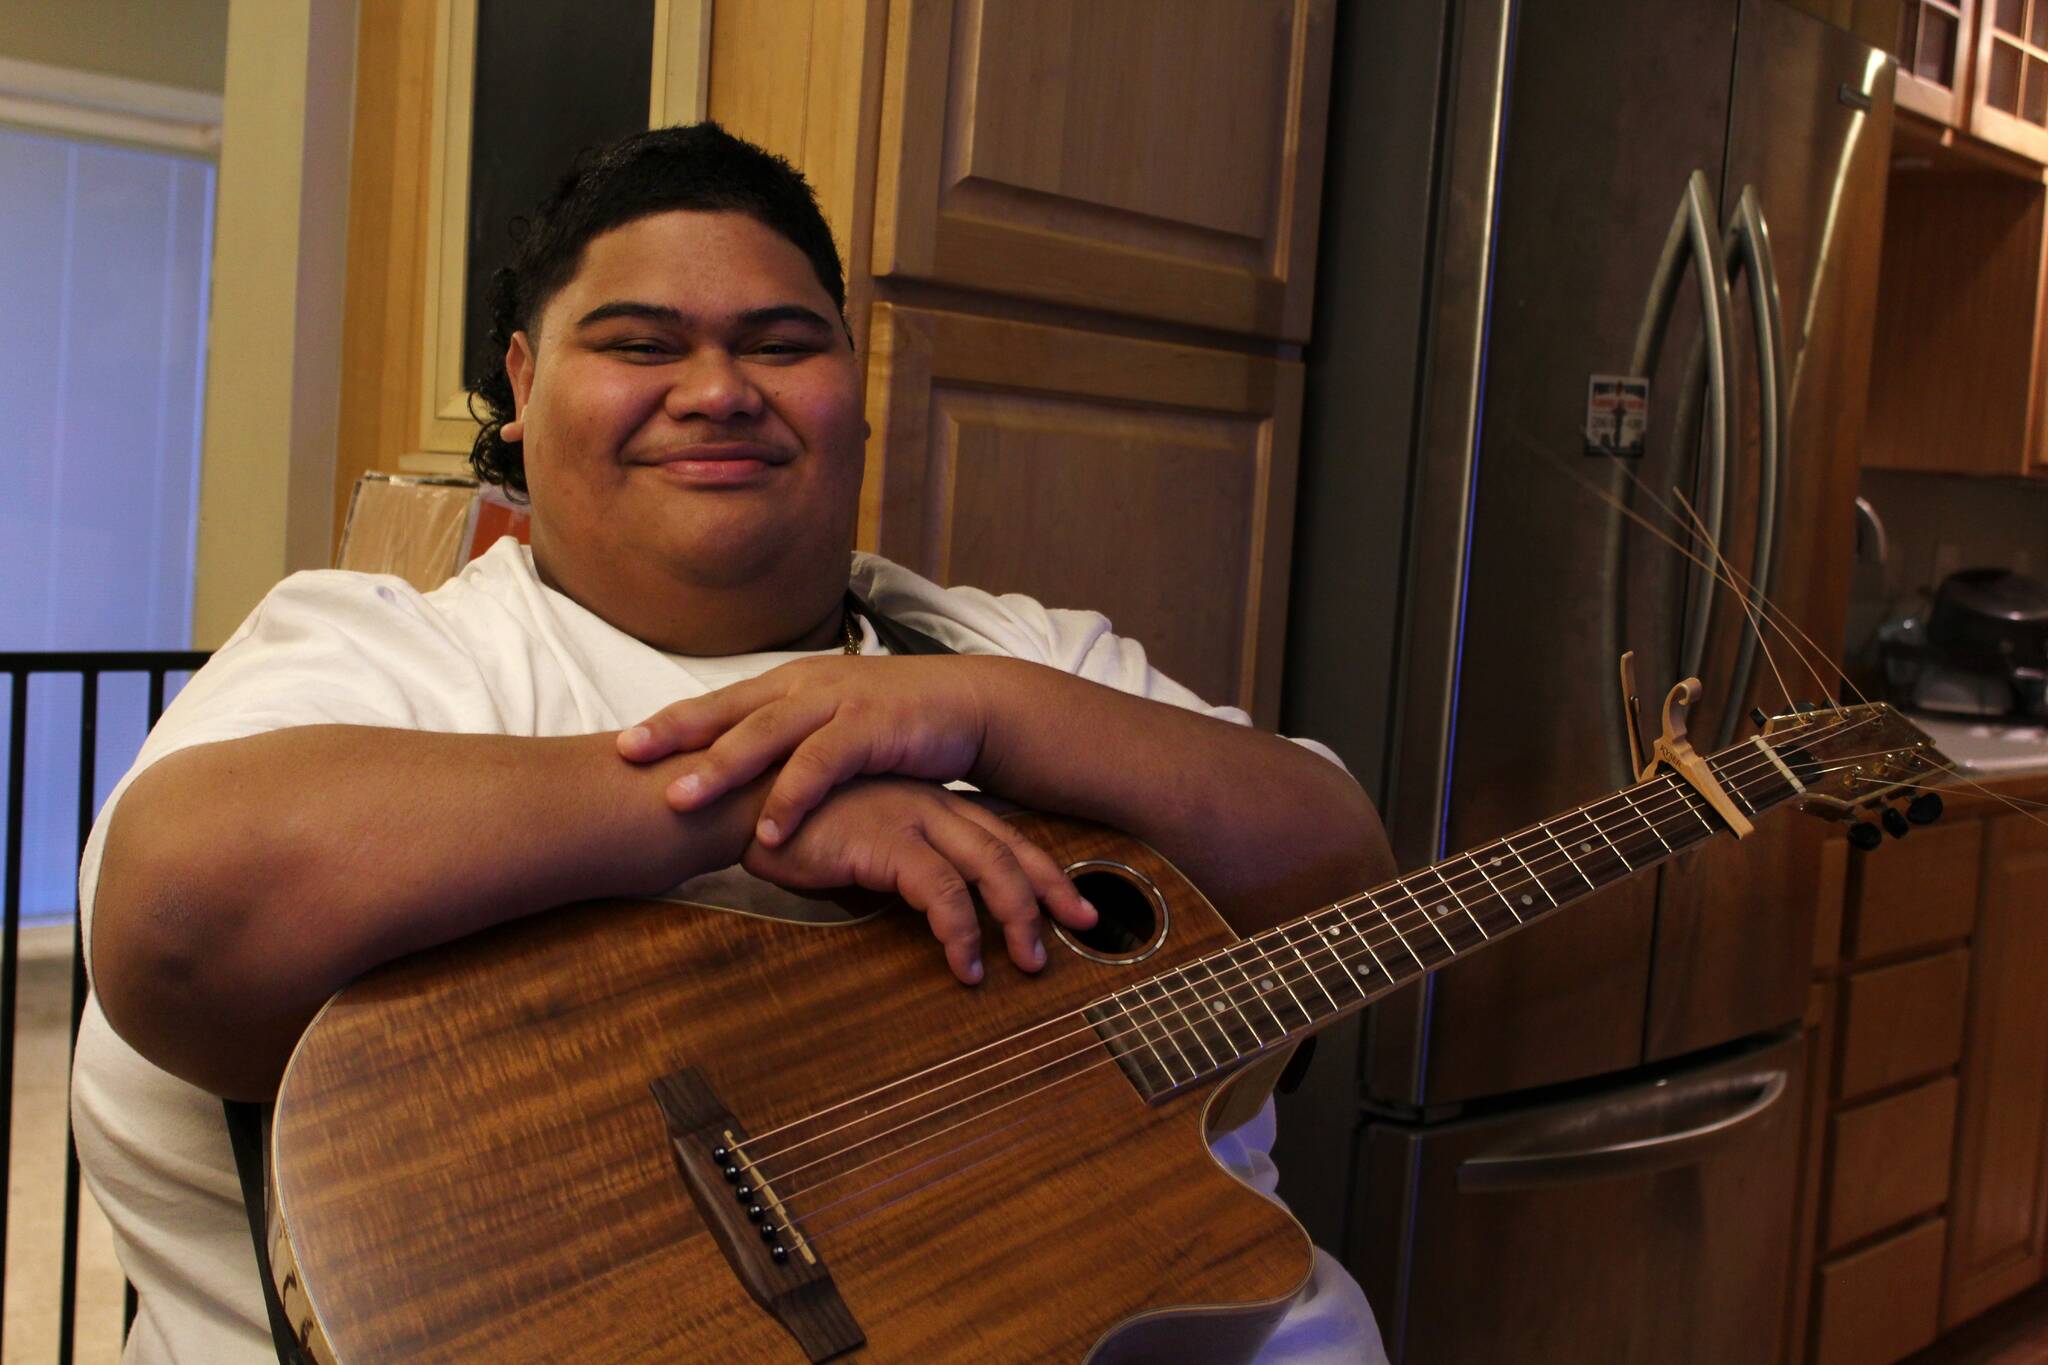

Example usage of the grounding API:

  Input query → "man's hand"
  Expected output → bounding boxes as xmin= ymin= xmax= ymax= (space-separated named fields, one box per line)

xmin=740 ymin=776 xmax=1095 ymax=984
xmin=619 ymin=657 xmax=995 ymax=849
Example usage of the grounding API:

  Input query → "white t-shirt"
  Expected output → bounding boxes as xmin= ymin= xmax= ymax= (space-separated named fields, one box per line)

xmin=72 ymin=537 xmax=1385 ymax=1363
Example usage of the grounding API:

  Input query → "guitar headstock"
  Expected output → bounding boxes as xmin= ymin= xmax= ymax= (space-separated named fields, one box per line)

xmin=1759 ymin=702 xmax=1953 ymax=821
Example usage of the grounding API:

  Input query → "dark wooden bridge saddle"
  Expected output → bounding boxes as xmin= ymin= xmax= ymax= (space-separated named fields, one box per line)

xmin=650 ymin=1068 xmax=865 ymax=1363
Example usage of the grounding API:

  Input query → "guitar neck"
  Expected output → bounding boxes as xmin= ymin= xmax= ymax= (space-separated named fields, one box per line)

xmin=1090 ymin=736 xmax=1809 ymax=1102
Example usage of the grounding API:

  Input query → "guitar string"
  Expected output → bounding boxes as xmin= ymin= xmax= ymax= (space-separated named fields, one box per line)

xmin=1524 ymin=425 xmax=1848 ymax=716
xmin=728 ymin=719 xmax=1848 ymax=1173
xmin=693 ymin=437 xmax=1953 ymax=1242
xmin=773 ymin=453 xmax=1988 ymax=1229
xmin=727 ymin=460 xmax=1873 ymax=1169
xmin=1669 ymin=486 xmax=1803 ymax=722
xmin=764 ymin=452 xmax=1950 ymax=1238
xmin=730 ymin=711 xmax=1885 ymax=1180
xmin=1840 ymin=772 xmax=2048 ymax=811
xmin=762 ymin=742 xmax=1841 ymax=1232
xmin=744 ymin=720 xmax=1903 ymax=1236
xmin=1629 ymin=468 xmax=2048 ymax=838
xmin=738 ymin=728 xmax=1866 ymax=1212
xmin=1551 ymin=444 xmax=2048 ymax=839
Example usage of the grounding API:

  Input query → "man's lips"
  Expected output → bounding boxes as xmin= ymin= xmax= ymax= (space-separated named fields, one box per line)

xmin=638 ymin=442 xmax=790 ymax=485
xmin=640 ymin=442 xmax=790 ymax=466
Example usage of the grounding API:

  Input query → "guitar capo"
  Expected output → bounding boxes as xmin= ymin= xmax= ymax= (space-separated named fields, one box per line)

xmin=1618 ymin=651 xmax=1754 ymax=839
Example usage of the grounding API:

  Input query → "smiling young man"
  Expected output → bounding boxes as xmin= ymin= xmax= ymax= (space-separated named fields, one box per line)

xmin=75 ymin=124 xmax=1390 ymax=1362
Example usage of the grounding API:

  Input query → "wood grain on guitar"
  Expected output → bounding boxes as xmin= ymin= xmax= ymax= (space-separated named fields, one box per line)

xmin=267 ymin=705 xmax=1950 ymax=1362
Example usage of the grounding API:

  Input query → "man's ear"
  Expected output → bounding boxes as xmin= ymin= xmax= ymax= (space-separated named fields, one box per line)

xmin=501 ymin=331 xmax=536 ymax=443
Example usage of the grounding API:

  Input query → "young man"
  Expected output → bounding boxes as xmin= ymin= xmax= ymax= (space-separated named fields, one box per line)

xmin=77 ymin=123 xmax=1389 ymax=1362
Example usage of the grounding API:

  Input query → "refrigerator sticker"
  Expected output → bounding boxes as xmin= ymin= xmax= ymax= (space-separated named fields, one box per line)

xmin=1584 ymin=375 xmax=1649 ymax=457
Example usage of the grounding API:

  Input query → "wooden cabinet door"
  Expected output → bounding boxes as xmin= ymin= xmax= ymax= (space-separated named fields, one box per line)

xmin=1862 ymin=169 xmax=2044 ymax=477
xmin=860 ymin=303 xmax=1299 ymax=726
xmin=1897 ymin=0 xmax=1976 ymax=126
xmin=871 ymin=0 xmax=1334 ymax=340
xmin=1943 ymin=811 xmax=2048 ymax=1326
xmin=1969 ymin=0 xmax=2048 ymax=160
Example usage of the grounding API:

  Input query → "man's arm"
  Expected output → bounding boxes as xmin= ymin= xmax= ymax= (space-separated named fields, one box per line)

xmin=967 ymin=658 xmax=1389 ymax=927
xmin=91 ymin=725 xmax=762 ymax=1100
xmin=624 ymin=655 xmax=1394 ymax=933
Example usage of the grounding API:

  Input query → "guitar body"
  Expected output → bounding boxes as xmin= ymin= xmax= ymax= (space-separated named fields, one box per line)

xmin=268 ymin=814 xmax=1313 ymax=1363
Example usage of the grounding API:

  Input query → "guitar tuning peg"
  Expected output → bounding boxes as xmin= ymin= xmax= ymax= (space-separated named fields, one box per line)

xmin=1907 ymin=793 xmax=1944 ymax=826
xmin=1847 ymin=820 xmax=1883 ymax=851
xmin=1881 ymin=806 xmax=1910 ymax=839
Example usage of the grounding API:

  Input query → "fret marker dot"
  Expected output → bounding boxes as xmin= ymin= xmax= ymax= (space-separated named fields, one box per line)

xmin=1491 ymin=855 xmax=1504 ymax=866
xmin=1579 ymin=842 xmax=1593 ymax=855
xmin=1259 ymin=977 xmax=1275 ymax=992
xmin=1520 ymin=893 xmax=1534 ymax=906
xmin=1210 ymin=1001 xmax=1226 ymax=1015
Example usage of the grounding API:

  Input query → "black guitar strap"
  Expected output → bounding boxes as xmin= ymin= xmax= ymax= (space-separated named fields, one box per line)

xmin=845 ymin=590 xmax=958 ymax=658
xmin=222 ymin=1098 xmax=307 ymax=1364
xmin=220 ymin=595 xmax=954 ymax=1363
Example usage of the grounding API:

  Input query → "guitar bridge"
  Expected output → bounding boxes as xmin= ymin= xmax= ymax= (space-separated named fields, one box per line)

xmin=649 ymin=1068 xmax=865 ymax=1362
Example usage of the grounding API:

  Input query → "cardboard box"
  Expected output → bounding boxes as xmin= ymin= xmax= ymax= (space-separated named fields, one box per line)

xmin=336 ymin=473 xmax=532 ymax=591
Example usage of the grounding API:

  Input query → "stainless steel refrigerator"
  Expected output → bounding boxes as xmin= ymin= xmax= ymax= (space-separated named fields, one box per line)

xmin=1276 ymin=2 xmax=1894 ymax=1360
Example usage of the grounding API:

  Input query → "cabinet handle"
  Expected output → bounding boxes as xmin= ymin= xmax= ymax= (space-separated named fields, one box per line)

xmin=1456 ymin=1067 xmax=1787 ymax=1193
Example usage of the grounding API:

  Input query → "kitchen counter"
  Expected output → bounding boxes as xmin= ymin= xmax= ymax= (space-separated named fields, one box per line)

xmin=1911 ymin=715 xmax=2048 ymax=783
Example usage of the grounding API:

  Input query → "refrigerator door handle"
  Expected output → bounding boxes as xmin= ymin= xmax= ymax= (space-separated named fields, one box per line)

xmin=1605 ymin=170 xmax=1734 ymax=780
xmin=1715 ymin=187 xmax=1789 ymax=748
xmin=1455 ymin=1067 xmax=1787 ymax=1192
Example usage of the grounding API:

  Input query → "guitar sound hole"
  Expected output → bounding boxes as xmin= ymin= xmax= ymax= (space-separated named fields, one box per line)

xmin=1058 ymin=865 xmax=1165 ymax=962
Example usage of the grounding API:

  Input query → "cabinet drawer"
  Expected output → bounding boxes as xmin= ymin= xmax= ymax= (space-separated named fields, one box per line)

xmin=1838 ymin=949 xmax=1970 ymax=1102
xmin=1826 ymin=1077 xmax=1959 ymax=1252
xmin=1846 ymin=819 xmax=1981 ymax=961
xmin=1813 ymin=1218 xmax=1947 ymax=1365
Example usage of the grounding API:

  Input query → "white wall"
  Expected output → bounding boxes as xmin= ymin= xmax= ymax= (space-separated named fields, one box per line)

xmin=191 ymin=0 xmax=356 ymax=647
xmin=0 ymin=0 xmax=229 ymax=95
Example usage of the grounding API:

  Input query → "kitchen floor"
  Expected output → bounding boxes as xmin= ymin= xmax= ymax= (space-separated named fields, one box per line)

xmin=6 ymin=925 xmax=128 ymax=1365
xmin=1908 ymin=1280 xmax=2048 ymax=1364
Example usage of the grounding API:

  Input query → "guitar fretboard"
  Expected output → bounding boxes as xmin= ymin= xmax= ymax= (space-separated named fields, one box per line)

xmin=1087 ymin=737 xmax=1805 ymax=1101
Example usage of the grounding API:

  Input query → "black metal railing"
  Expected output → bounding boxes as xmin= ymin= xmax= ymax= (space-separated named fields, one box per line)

xmin=2 ymin=650 xmax=208 ymax=1364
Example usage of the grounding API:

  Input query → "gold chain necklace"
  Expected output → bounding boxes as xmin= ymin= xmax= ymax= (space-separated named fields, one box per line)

xmin=842 ymin=607 xmax=862 ymax=655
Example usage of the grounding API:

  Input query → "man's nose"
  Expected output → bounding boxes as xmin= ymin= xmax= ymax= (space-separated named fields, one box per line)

xmin=664 ymin=350 xmax=763 ymax=423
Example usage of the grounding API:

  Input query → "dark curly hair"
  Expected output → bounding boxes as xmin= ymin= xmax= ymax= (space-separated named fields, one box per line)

xmin=466 ymin=121 xmax=848 ymax=497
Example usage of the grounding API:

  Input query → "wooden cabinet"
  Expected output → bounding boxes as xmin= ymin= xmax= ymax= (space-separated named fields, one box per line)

xmin=1798 ymin=783 xmax=2048 ymax=1361
xmin=871 ymin=0 xmax=1333 ymax=340
xmin=1814 ymin=1218 xmax=1950 ymax=1365
xmin=861 ymin=304 xmax=1300 ymax=724
xmin=1845 ymin=818 xmax=1982 ymax=958
xmin=1838 ymin=950 xmax=1972 ymax=1101
xmin=1805 ymin=827 xmax=1968 ymax=1365
xmin=1828 ymin=1078 xmax=1960 ymax=1251
xmin=1971 ymin=0 xmax=2048 ymax=160
xmin=708 ymin=0 xmax=1335 ymax=722
xmin=1944 ymin=812 xmax=2048 ymax=1325
xmin=1896 ymin=0 xmax=2048 ymax=160
xmin=1897 ymin=0 xmax=1975 ymax=126
xmin=1862 ymin=159 xmax=2047 ymax=478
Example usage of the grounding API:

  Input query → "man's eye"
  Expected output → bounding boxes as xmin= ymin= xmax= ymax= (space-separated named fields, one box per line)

xmin=609 ymin=340 xmax=669 ymax=358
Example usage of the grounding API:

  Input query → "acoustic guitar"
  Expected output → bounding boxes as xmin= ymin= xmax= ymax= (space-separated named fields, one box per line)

xmin=264 ymin=697 xmax=1950 ymax=1362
